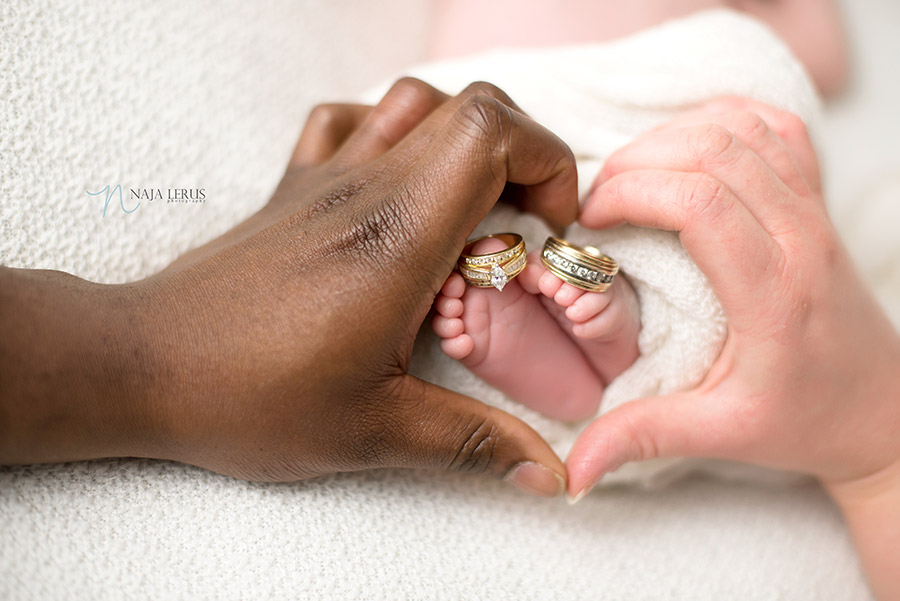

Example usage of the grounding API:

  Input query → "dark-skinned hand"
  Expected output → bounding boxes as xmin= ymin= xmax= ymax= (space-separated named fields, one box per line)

xmin=1 ymin=78 xmax=576 ymax=497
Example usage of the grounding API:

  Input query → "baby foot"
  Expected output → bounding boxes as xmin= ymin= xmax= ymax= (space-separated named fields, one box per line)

xmin=433 ymin=238 xmax=640 ymax=422
xmin=528 ymin=257 xmax=641 ymax=386
xmin=431 ymin=239 xmax=590 ymax=421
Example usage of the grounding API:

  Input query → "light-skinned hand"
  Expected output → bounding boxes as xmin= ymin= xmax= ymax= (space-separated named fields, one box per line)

xmin=571 ymin=97 xmax=900 ymax=598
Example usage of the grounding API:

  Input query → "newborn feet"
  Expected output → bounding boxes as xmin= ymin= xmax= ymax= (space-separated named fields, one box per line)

xmin=432 ymin=238 xmax=640 ymax=421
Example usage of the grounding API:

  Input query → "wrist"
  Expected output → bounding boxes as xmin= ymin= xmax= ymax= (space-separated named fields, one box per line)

xmin=90 ymin=277 xmax=174 ymax=460
xmin=823 ymin=459 xmax=900 ymax=600
xmin=0 ymin=268 xmax=167 ymax=464
xmin=823 ymin=455 xmax=900 ymax=513
xmin=825 ymin=329 xmax=900 ymax=502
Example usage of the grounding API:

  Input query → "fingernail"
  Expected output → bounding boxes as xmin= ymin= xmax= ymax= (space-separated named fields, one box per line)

xmin=504 ymin=462 xmax=566 ymax=498
xmin=566 ymin=480 xmax=598 ymax=505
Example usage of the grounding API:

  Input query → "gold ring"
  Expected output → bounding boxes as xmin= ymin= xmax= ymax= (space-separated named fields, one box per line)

xmin=457 ymin=233 xmax=526 ymax=291
xmin=540 ymin=236 xmax=618 ymax=292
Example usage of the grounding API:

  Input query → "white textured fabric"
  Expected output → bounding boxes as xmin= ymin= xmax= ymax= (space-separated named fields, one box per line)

xmin=0 ymin=0 xmax=430 ymax=282
xmin=0 ymin=3 xmax=876 ymax=600
xmin=839 ymin=172 xmax=900 ymax=329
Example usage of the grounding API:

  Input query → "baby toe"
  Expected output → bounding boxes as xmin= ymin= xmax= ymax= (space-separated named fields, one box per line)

xmin=553 ymin=282 xmax=585 ymax=308
xmin=538 ymin=270 xmax=564 ymax=298
xmin=441 ymin=272 xmax=467 ymax=298
xmin=440 ymin=333 xmax=474 ymax=360
xmin=571 ymin=306 xmax=620 ymax=340
xmin=432 ymin=315 xmax=465 ymax=338
xmin=565 ymin=291 xmax=612 ymax=323
xmin=434 ymin=294 xmax=464 ymax=318
xmin=517 ymin=259 xmax=544 ymax=295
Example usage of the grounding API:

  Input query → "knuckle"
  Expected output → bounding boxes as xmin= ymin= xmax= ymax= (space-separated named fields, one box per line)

xmin=730 ymin=111 xmax=769 ymax=142
xmin=462 ymin=80 xmax=507 ymax=100
xmin=679 ymin=173 xmax=732 ymax=224
xmin=383 ymin=76 xmax=436 ymax=105
xmin=605 ymin=172 xmax=629 ymax=205
xmin=689 ymin=124 xmax=736 ymax=167
xmin=456 ymin=94 xmax=512 ymax=145
xmin=446 ymin=416 xmax=500 ymax=474
xmin=592 ymin=411 xmax=659 ymax=470
xmin=621 ymin=414 xmax=659 ymax=464
xmin=307 ymin=103 xmax=344 ymax=129
xmin=778 ymin=113 xmax=809 ymax=141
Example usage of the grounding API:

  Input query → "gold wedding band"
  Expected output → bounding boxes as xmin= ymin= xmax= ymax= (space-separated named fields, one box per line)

xmin=457 ymin=233 xmax=526 ymax=291
xmin=540 ymin=236 xmax=618 ymax=292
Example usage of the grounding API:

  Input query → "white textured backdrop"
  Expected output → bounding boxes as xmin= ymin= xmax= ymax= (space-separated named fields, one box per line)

xmin=2 ymin=1 xmax=895 ymax=599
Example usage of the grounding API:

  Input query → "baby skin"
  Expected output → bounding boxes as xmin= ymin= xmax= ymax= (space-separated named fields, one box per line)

xmin=432 ymin=237 xmax=641 ymax=422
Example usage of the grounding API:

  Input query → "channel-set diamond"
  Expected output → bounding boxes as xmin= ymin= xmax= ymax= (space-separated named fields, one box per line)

xmin=542 ymin=248 xmax=610 ymax=282
xmin=464 ymin=248 xmax=518 ymax=266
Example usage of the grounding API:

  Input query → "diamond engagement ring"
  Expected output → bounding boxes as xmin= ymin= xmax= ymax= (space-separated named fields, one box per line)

xmin=457 ymin=233 xmax=527 ymax=292
xmin=540 ymin=236 xmax=618 ymax=292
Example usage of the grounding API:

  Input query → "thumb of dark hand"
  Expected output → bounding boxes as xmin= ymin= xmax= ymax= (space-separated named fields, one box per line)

xmin=384 ymin=375 xmax=566 ymax=497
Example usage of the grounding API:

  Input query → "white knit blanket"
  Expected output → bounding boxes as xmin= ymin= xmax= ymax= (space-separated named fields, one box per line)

xmin=0 ymin=4 xmax=873 ymax=599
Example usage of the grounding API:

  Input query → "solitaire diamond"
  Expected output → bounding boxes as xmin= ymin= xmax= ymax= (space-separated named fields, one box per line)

xmin=489 ymin=264 xmax=508 ymax=291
